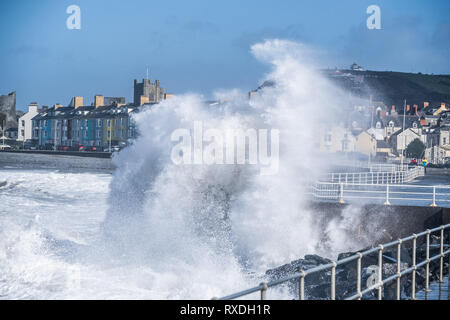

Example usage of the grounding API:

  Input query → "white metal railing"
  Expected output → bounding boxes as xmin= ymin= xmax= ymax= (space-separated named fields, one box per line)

xmin=216 ymin=224 xmax=450 ymax=300
xmin=322 ymin=166 xmax=424 ymax=185
xmin=335 ymin=161 xmax=410 ymax=172
xmin=309 ymin=182 xmax=450 ymax=207
xmin=367 ymin=164 xmax=410 ymax=173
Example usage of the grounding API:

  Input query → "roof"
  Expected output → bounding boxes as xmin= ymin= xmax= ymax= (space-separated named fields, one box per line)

xmin=30 ymin=104 xmax=140 ymax=121
xmin=376 ymin=140 xmax=390 ymax=148
xmin=382 ymin=116 xmax=402 ymax=127
xmin=390 ymin=127 xmax=421 ymax=138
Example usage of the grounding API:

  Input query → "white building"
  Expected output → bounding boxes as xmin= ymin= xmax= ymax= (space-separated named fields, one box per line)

xmin=319 ymin=125 xmax=356 ymax=153
xmin=393 ymin=128 xmax=426 ymax=156
xmin=17 ymin=102 xmax=39 ymax=141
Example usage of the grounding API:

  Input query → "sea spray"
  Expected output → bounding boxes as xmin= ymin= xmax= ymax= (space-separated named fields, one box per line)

xmin=102 ymin=39 xmax=351 ymax=297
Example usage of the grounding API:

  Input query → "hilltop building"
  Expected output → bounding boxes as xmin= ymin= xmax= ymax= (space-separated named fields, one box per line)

xmin=350 ymin=63 xmax=364 ymax=71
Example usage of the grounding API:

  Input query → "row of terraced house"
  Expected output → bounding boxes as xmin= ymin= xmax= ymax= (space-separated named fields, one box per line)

xmin=19 ymin=78 xmax=172 ymax=150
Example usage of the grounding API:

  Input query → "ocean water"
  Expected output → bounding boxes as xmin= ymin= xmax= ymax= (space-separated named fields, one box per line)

xmin=1 ymin=164 xmax=246 ymax=299
xmin=0 ymin=166 xmax=115 ymax=299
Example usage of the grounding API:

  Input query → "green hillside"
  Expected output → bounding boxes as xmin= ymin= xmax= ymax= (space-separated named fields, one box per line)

xmin=331 ymin=70 xmax=450 ymax=108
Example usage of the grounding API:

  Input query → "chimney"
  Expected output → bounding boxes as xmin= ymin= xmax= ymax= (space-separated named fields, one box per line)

xmin=406 ymin=105 xmax=410 ymax=112
xmin=424 ymin=101 xmax=429 ymax=108
xmin=28 ymin=102 xmax=38 ymax=113
xmin=53 ymin=104 xmax=63 ymax=109
xmin=164 ymin=93 xmax=174 ymax=100
xmin=94 ymin=95 xmax=104 ymax=108
xmin=390 ymin=105 xmax=398 ymax=116
xmin=414 ymin=104 xmax=418 ymax=115
xmin=441 ymin=102 xmax=447 ymax=109
xmin=73 ymin=96 xmax=83 ymax=109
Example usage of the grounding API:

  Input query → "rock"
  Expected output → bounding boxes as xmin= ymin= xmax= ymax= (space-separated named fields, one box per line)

xmin=304 ymin=254 xmax=332 ymax=265
xmin=264 ymin=241 xmax=448 ymax=300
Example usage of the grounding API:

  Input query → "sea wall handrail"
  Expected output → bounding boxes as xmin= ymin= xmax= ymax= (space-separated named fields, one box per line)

xmin=322 ymin=166 xmax=424 ymax=185
xmin=310 ymin=181 xmax=450 ymax=207
xmin=215 ymin=224 xmax=450 ymax=300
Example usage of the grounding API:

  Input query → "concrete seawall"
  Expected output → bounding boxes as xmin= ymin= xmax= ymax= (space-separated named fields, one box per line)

xmin=309 ymin=202 xmax=450 ymax=244
xmin=0 ymin=150 xmax=114 ymax=172
xmin=1 ymin=149 xmax=112 ymax=158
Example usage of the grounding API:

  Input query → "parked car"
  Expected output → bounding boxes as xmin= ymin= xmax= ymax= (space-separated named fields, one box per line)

xmin=78 ymin=145 xmax=85 ymax=151
xmin=0 ymin=144 xmax=12 ymax=150
xmin=57 ymin=145 xmax=70 ymax=151
xmin=84 ymin=146 xmax=96 ymax=152
xmin=104 ymin=146 xmax=120 ymax=152
xmin=39 ymin=143 xmax=54 ymax=150
xmin=23 ymin=142 xmax=37 ymax=150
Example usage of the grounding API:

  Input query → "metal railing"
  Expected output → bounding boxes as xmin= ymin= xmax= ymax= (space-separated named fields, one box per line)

xmin=322 ymin=166 xmax=424 ymax=185
xmin=333 ymin=161 xmax=411 ymax=172
xmin=216 ymin=224 xmax=450 ymax=300
xmin=367 ymin=164 xmax=410 ymax=173
xmin=309 ymin=182 xmax=450 ymax=207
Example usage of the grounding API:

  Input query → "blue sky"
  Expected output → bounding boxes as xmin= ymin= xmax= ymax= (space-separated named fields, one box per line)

xmin=1 ymin=0 xmax=449 ymax=110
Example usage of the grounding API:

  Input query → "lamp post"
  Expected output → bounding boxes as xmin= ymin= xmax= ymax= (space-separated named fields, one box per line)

xmin=401 ymin=99 xmax=406 ymax=166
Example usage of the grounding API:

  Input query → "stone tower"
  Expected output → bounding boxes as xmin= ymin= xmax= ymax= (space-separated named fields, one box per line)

xmin=133 ymin=78 xmax=166 ymax=106
xmin=0 ymin=91 xmax=17 ymax=130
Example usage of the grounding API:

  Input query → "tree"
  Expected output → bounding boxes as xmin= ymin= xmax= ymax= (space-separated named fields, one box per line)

xmin=405 ymin=138 xmax=426 ymax=159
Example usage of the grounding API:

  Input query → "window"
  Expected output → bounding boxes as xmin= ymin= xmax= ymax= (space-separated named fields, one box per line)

xmin=21 ymin=120 xmax=25 ymax=126
xmin=342 ymin=141 xmax=348 ymax=151
xmin=97 ymin=119 xmax=102 ymax=127
xmin=376 ymin=121 xmax=381 ymax=129
xmin=97 ymin=130 xmax=101 ymax=138
xmin=106 ymin=119 xmax=111 ymax=126
xmin=444 ymin=137 xmax=447 ymax=145
xmin=107 ymin=130 xmax=111 ymax=138
xmin=389 ymin=121 xmax=394 ymax=128
xmin=21 ymin=129 xmax=24 ymax=136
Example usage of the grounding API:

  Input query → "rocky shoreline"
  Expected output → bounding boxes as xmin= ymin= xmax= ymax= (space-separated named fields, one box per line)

xmin=266 ymin=233 xmax=449 ymax=299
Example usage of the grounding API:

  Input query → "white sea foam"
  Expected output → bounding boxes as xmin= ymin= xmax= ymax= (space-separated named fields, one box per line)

xmin=101 ymin=39 xmax=350 ymax=298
